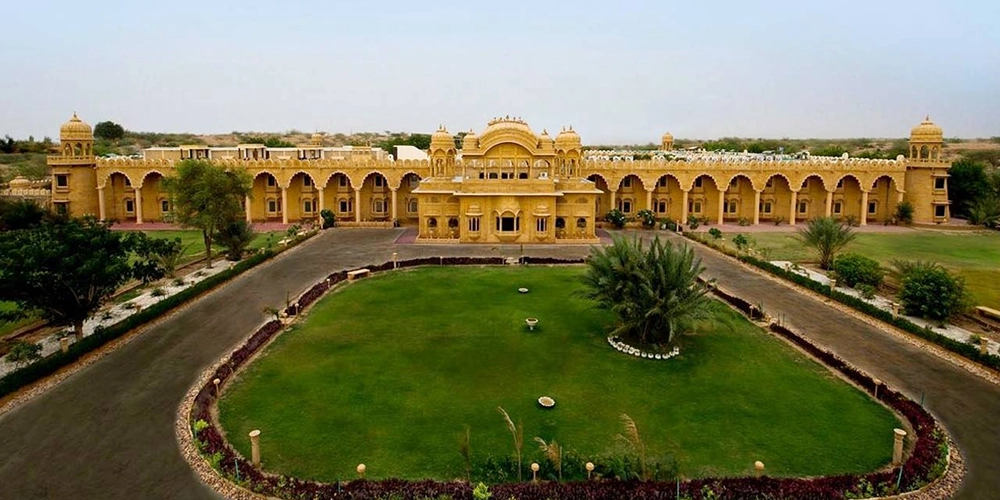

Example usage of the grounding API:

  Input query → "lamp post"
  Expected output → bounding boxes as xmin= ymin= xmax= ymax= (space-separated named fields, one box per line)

xmin=531 ymin=462 xmax=539 ymax=482
xmin=585 ymin=462 xmax=594 ymax=480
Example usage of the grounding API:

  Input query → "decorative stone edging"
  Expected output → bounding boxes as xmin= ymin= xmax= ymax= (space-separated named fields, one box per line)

xmin=178 ymin=259 xmax=958 ymax=500
xmin=607 ymin=336 xmax=680 ymax=361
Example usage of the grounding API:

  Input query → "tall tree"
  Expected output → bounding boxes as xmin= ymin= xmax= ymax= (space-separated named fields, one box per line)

xmin=162 ymin=160 xmax=252 ymax=267
xmin=948 ymin=159 xmax=992 ymax=218
xmin=580 ymin=236 xmax=711 ymax=345
xmin=797 ymin=217 xmax=856 ymax=270
xmin=93 ymin=121 xmax=125 ymax=141
xmin=0 ymin=217 xmax=169 ymax=339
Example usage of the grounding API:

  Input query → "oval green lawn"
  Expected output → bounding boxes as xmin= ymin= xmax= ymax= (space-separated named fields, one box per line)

xmin=219 ymin=266 xmax=899 ymax=482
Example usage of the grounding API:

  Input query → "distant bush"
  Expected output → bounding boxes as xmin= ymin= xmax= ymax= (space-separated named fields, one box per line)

xmin=708 ymin=228 xmax=722 ymax=240
xmin=894 ymin=201 xmax=914 ymax=226
xmin=895 ymin=261 xmax=970 ymax=321
xmin=603 ymin=209 xmax=627 ymax=229
xmin=832 ymin=253 xmax=884 ymax=288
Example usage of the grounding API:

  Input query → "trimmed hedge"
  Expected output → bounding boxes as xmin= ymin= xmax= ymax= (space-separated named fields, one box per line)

xmin=191 ymin=259 xmax=949 ymax=500
xmin=685 ymin=233 xmax=1000 ymax=371
xmin=0 ymin=231 xmax=318 ymax=401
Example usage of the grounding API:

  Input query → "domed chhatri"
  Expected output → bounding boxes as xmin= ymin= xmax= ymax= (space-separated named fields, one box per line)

xmin=430 ymin=125 xmax=454 ymax=150
xmin=59 ymin=112 xmax=93 ymax=141
xmin=310 ymin=132 xmax=324 ymax=146
xmin=910 ymin=115 xmax=943 ymax=142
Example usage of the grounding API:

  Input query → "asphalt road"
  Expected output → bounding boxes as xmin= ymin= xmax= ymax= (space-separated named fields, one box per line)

xmin=0 ymin=229 xmax=995 ymax=499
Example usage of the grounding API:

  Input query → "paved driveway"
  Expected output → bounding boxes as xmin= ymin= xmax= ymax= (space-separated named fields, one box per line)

xmin=0 ymin=229 xmax=995 ymax=499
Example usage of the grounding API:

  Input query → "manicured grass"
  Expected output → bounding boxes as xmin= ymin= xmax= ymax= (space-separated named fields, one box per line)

xmin=142 ymin=230 xmax=283 ymax=264
xmin=0 ymin=301 xmax=36 ymax=337
xmin=219 ymin=266 xmax=898 ymax=483
xmin=713 ymin=230 xmax=1000 ymax=309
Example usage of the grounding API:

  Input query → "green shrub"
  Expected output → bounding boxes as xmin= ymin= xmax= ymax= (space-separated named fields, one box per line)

xmin=150 ymin=287 xmax=167 ymax=297
xmin=708 ymin=228 xmax=722 ymax=240
xmin=832 ymin=253 xmax=884 ymax=288
xmin=5 ymin=340 xmax=42 ymax=366
xmin=636 ymin=209 xmax=656 ymax=228
xmin=687 ymin=214 xmax=700 ymax=230
xmin=603 ymin=209 xmax=628 ymax=229
xmin=894 ymin=201 xmax=914 ymax=225
xmin=320 ymin=208 xmax=336 ymax=229
xmin=856 ymin=283 xmax=877 ymax=300
xmin=732 ymin=234 xmax=749 ymax=251
xmin=897 ymin=262 xmax=970 ymax=321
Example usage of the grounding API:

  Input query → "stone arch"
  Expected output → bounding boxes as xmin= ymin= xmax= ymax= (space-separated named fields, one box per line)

xmin=322 ymin=170 xmax=353 ymax=190
xmin=686 ymin=172 xmax=723 ymax=192
xmin=284 ymin=170 xmax=316 ymax=190
xmin=799 ymin=174 xmax=829 ymax=192
xmin=100 ymin=170 xmax=135 ymax=189
xmin=138 ymin=169 xmax=168 ymax=188
xmin=723 ymin=174 xmax=756 ymax=222
xmin=868 ymin=175 xmax=901 ymax=223
xmin=587 ymin=173 xmax=612 ymax=216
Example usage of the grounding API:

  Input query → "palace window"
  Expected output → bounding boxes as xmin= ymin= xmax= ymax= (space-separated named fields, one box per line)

xmin=656 ymin=200 xmax=667 ymax=213
xmin=536 ymin=217 xmax=548 ymax=233
xmin=55 ymin=202 xmax=68 ymax=215
xmin=689 ymin=201 xmax=702 ymax=214
xmin=833 ymin=201 xmax=843 ymax=214
xmin=657 ymin=177 xmax=668 ymax=187
xmin=55 ymin=174 xmax=68 ymax=188
xmin=798 ymin=201 xmax=808 ymax=214
xmin=339 ymin=176 xmax=349 ymax=188
xmin=727 ymin=200 xmax=738 ymax=214
xmin=837 ymin=178 xmax=844 ymax=189
xmin=303 ymin=176 xmax=312 ymax=187
xmin=766 ymin=178 xmax=773 ymax=188
xmin=374 ymin=176 xmax=385 ymax=188
xmin=304 ymin=200 xmax=313 ymax=213
xmin=761 ymin=201 xmax=773 ymax=214
xmin=934 ymin=177 xmax=946 ymax=190
xmin=468 ymin=216 xmax=480 ymax=232
xmin=407 ymin=198 xmax=418 ymax=213
xmin=496 ymin=216 xmax=520 ymax=232
xmin=373 ymin=198 xmax=386 ymax=214
xmin=268 ymin=199 xmax=281 ymax=213
xmin=161 ymin=200 xmax=170 ymax=213
xmin=868 ymin=201 xmax=877 ymax=214
xmin=934 ymin=205 xmax=946 ymax=218
xmin=124 ymin=198 xmax=135 ymax=214
xmin=622 ymin=177 xmax=632 ymax=188
xmin=694 ymin=177 xmax=703 ymax=188
xmin=621 ymin=199 xmax=633 ymax=213
xmin=730 ymin=178 xmax=738 ymax=188
xmin=339 ymin=198 xmax=352 ymax=213
xmin=576 ymin=217 xmax=587 ymax=229
xmin=266 ymin=176 xmax=276 ymax=187
xmin=448 ymin=218 xmax=459 ymax=229
xmin=555 ymin=217 xmax=566 ymax=229
xmin=428 ymin=217 xmax=438 ymax=228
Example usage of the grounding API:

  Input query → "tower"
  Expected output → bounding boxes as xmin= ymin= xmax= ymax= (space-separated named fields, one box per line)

xmin=661 ymin=132 xmax=674 ymax=151
xmin=905 ymin=116 xmax=949 ymax=223
xmin=49 ymin=113 xmax=98 ymax=216
xmin=428 ymin=125 xmax=456 ymax=177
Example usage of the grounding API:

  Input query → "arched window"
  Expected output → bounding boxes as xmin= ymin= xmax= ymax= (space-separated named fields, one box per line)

xmin=406 ymin=198 xmax=418 ymax=213
xmin=576 ymin=217 xmax=587 ymax=229
xmin=428 ymin=217 xmax=438 ymax=228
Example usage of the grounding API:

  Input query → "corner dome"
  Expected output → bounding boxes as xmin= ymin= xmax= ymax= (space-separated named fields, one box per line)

xmin=462 ymin=129 xmax=478 ymax=150
xmin=60 ymin=113 xmax=93 ymax=141
xmin=555 ymin=127 xmax=581 ymax=149
xmin=430 ymin=125 xmax=454 ymax=150
xmin=538 ymin=129 xmax=554 ymax=149
xmin=310 ymin=132 xmax=324 ymax=146
xmin=910 ymin=116 xmax=943 ymax=142
xmin=662 ymin=132 xmax=674 ymax=141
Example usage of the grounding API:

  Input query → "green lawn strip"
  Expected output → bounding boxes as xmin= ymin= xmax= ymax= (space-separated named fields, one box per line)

xmin=219 ymin=266 xmax=898 ymax=483
xmin=714 ymin=230 xmax=1000 ymax=309
xmin=141 ymin=230 xmax=283 ymax=264
xmin=0 ymin=301 xmax=37 ymax=338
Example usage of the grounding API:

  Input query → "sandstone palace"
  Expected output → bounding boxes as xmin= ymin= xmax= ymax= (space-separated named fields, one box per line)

xmin=49 ymin=115 xmax=951 ymax=243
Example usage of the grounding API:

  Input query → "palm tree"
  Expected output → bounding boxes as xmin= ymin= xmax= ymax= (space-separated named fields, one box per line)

xmin=797 ymin=217 xmax=856 ymax=270
xmin=580 ymin=236 xmax=711 ymax=345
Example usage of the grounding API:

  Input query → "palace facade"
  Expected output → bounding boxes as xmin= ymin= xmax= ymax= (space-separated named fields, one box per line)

xmin=49 ymin=114 xmax=951 ymax=243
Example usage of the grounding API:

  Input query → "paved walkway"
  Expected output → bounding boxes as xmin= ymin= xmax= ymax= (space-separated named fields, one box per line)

xmin=0 ymin=229 xmax=996 ymax=499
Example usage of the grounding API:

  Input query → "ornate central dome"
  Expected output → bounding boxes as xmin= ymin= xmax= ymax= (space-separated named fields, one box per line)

xmin=60 ymin=113 xmax=93 ymax=141
xmin=910 ymin=116 xmax=943 ymax=142
xmin=555 ymin=126 xmax=581 ymax=150
xmin=483 ymin=116 xmax=534 ymax=136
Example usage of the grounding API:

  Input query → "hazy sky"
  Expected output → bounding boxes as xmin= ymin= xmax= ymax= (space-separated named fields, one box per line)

xmin=2 ymin=1 xmax=998 ymax=143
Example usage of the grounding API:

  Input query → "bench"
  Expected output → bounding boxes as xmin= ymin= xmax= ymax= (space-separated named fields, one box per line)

xmin=347 ymin=268 xmax=371 ymax=281
xmin=976 ymin=306 xmax=1000 ymax=322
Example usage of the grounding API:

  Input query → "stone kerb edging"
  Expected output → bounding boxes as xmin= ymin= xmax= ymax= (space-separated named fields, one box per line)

xmin=179 ymin=258 xmax=957 ymax=500
xmin=607 ymin=336 xmax=681 ymax=361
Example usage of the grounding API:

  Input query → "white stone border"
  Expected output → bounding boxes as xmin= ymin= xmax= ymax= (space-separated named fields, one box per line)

xmin=607 ymin=336 xmax=681 ymax=361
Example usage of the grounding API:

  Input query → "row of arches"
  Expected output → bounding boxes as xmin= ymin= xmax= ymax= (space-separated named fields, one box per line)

xmin=97 ymin=171 xmax=423 ymax=224
xmin=588 ymin=173 xmax=902 ymax=225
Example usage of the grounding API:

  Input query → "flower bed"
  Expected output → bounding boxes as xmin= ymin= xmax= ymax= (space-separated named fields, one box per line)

xmin=188 ymin=257 xmax=950 ymax=500
xmin=684 ymin=232 xmax=1000 ymax=371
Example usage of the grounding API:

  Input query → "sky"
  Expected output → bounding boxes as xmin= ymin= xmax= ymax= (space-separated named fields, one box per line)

xmin=1 ymin=1 xmax=998 ymax=143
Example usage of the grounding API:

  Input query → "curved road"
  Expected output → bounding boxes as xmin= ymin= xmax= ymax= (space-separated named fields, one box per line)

xmin=0 ymin=229 xmax=996 ymax=499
